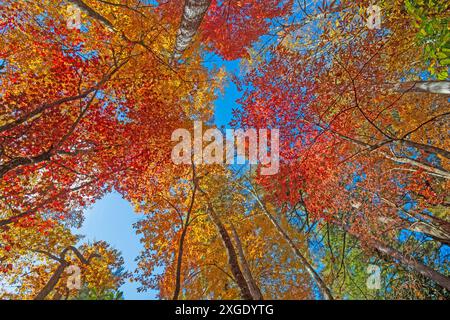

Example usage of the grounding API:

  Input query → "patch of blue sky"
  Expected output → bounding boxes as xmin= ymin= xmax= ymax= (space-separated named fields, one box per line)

xmin=74 ymin=192 xmax=156 ymax=299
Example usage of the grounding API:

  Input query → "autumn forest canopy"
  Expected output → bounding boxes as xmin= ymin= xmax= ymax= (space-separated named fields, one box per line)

xmin=0 ymin=0 xmax=449 ymax=301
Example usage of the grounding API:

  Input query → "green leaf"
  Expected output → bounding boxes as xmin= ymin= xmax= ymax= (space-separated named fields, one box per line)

xmin=437 ymin=70 xmax=449 ymax=80
xmin=436 ymin=52 xmax=448 ymax=59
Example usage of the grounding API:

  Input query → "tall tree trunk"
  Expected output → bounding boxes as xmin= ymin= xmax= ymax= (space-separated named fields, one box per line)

xmin=34 ymin=246 xmax=100 ymax=300
xmin=251 ymin=191 xmax=334 ymax=300
xmin=374 ymin=193 xmax=450 ymax=246
xmin=370 ymin=237 xmax=450 ymax=290
xmin=396 ymin=80 xmax=450 ymax=95
xmin=408 ymin=221 xmax=450 ymax=246
xmin=67 ymin=0 xmax=115 ymax=30
xmin=379 ymin=216 xmax=450 ymax=247
xmin=417 ymin=211 xmax=450 ymax=235
xmin=401 ymin=139 xmax=450 ymax=161
xmin=173 ymin=171 xmax=198 ymax=300
xmin=207 ymin=204 xmax=254 ymax=300
xmin=342 ymin=225 xmax=450 ymax=291
xmin=34 ymin=263 xmax=68 ymax=300
xmin=172 ymin=226 xmax=188 ymax=300
xmin=230 ymin=223 xmax=264 ymax=300
xmin=171 ymin=0 xmax=212 ymax=62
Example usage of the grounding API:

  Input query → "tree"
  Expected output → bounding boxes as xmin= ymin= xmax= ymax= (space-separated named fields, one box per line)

xmin=2 ymin=0 xmax=448 ymax=301
xmin=135 ymin=165 xmax=314 ymax=299
xmin=159 ymin=0 xmax=293 ymax=60
xmin=0 ymin=0 xmax=217 ymax=229
xmin=0 ymin=215 xmax=126 ymax=300
xmin=234 ymin=0 xmax=450 ymax=292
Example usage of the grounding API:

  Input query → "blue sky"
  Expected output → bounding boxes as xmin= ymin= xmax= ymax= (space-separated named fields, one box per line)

xmin=75 ymin=58 xmax=242 ymax=300
xmin=75 ymin=192 xmax=153 ymax=299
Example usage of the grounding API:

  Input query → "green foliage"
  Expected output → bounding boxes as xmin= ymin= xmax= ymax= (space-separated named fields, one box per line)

xmin=405 ymin=0 xmax=450 ymax=79
xmin=74 ymin=286 xmax=125 ymax=300
xmin=320 ymin=224 xmax=450 ymax=300
xmin=321 ymin=225 xmax=383 ymax=299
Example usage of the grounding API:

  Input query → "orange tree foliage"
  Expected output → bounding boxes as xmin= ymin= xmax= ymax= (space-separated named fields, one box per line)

xmin=0 ymin=0 xmax=216 ymax=297
xmin=1 ymin=0 xmax=449 ymax=299
xmin=134 ymin=165 xmax=313 ymax=299
xmin=0 ymin=213 xmax=125 ymax=299
xmin=0 ymin=0 xmax=217 ymax=228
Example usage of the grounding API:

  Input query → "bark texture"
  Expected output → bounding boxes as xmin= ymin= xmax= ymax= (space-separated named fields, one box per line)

xmin=396 ymin=80 xmax=450 ymax=95
xmin=172 ymin=0 xmax=212 ymax=62
xmin=230 ymin=223 xmax=264 ymax=300
xmin=207 ymin=204 xmax=254 ymax=300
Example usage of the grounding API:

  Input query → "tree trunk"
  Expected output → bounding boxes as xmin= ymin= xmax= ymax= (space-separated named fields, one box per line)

xmin=252 ymin=192 xmax=334 ymax=300
xmin=401 ymin=139 xmax=450 ymax=161
xmin=67 ymin=0 xmax=115 ymax=30
xmin=230 ymin=223 xmax=264 ymax=300
xmin=34 ymin=263 xmax=67 ymax=300
xmin=379 ymin=216 xmax=450 ymax=247
xmin=342 ymin=225 xmax=450 ymax=291
xmin=417 ymin=211 xmax=450 ymax=235
xmin=34 ymin=246 xmax=100 ymax=300
xmin=207 ymin=204 xmax=254 ymax=300
xmin=172 ymin=178 xmax=197 ymax=300
xmin=171 ymin=0 xmax=212 ymax=62
xmin=396 ymin=81 xmax=450 ymax=95
xmin=370 ymin=237 xmax=450 ymax=290
xmin=408 ymin=221 xmax=450 ymax=246
xmin=375 ymin=193 xmax=450 ymax=246
xmin=172 ymin=226 xmax=188 ymax=300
